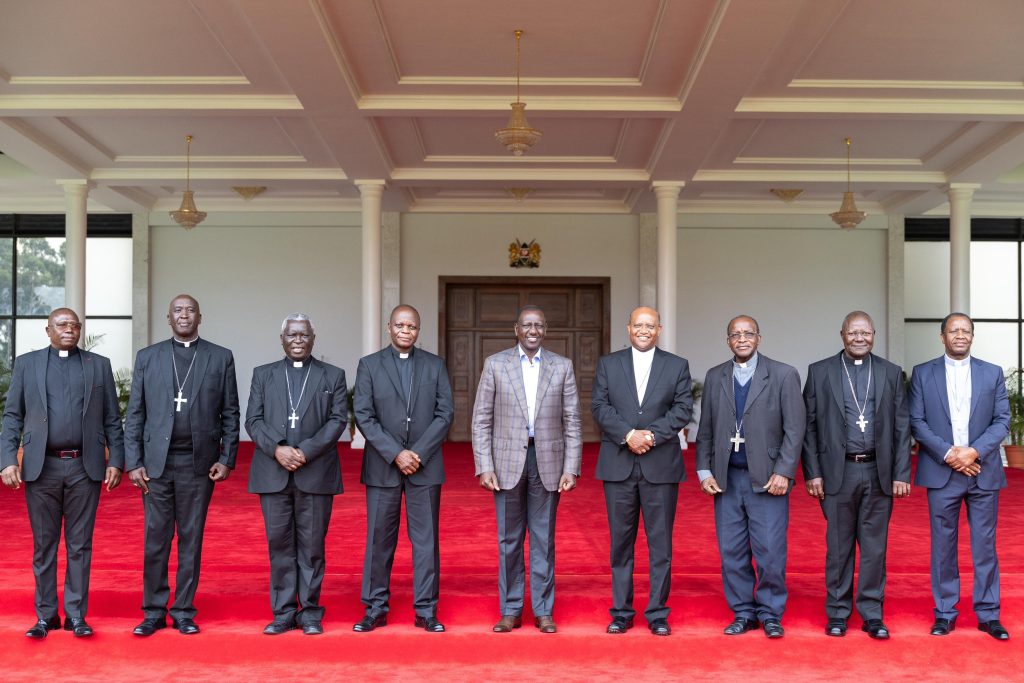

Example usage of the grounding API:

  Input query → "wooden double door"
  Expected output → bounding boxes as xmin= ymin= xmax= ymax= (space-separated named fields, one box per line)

xmin=439 ymin=277 xmax=610 ymax=442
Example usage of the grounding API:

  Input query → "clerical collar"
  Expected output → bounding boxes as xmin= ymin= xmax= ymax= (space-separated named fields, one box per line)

xmin=172 ymin=336 xmax=199 ymax=348
xmin=843 ymin=351 xmax=867 ymax=366
xmin=944 ymin=355 xmax=971 ymax=367
xmin=50 ymin=346 xmax=78 ymax=358
xmin=288 ymin=357 xmax=311 ymax=368
xmin=391 ymin=346 xmax=414 ymax=360
xmin=733 ymin=352 xmax=758 ymax=370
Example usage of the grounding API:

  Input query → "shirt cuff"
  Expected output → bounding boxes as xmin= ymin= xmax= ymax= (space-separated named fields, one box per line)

xmin=943 ymin=448 xmax=955 ymax=462
xmin=697 ymin=469 xmax=713 ymax=482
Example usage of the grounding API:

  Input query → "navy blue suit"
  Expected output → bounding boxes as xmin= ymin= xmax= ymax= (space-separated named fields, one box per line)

xmin=909 ymin=356 xmax=1010 ymax=622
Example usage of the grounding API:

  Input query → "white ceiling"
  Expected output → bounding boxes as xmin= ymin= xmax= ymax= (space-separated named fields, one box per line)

xmin=1 ymin=0 xmax=1023 ymax=216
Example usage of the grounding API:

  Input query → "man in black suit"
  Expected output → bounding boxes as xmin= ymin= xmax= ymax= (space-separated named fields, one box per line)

xmin=592 ymin=306 xmax=692 ymax=636
xmin=125 ymin=294 xmax=240 ymax=636
xmin=245 ymin=313 xmax=347 ymax=636
xmin=696 ymin=315 xmax=805 ymax=639
xmin=802 ymin=310 xmax=911 ymax=640
xmin=352 ymin=305 xmax=454 ymax=633
xmin=1 ymin=308 xmax=124 ymax=638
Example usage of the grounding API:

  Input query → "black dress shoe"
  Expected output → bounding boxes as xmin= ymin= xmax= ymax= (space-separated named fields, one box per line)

xmin=492 ymin=615 xmax=522 ymax=632
xmin=762 ymin=619 xmax=784 ymax=639
xmin=262 ymin=619 xmax=297 ymax=635
xmin=825 ymin=619 xmax=847 ymax=637
xmin=861 ymin=619 xmax=890 ymax=640
xmin=171 ymin=617 xmax=200 ymax=635
xmin=930 ymin=618 xmax=955 ymax=636
xmin=978 ymin=620 xmax=1009 ymax=641
xmin=648 ymin=618 xmax=671 ymax=636
xmin=414 ymin=616 xmax=446 ymax=632
xmin=607 ymin=617 xmax=633 ymax=634
xmin=353 ymin=614 xmax=387 ymax=632
xmin=25 ymin=617 xmax=62 ymax=639
xmin=133 ymin=617 xmax=167 ymax=637
xmin=302 ymin=621 xmax=324 ymax=635
xmin=64 ymin=617 xmax=93 ymax=638
xmin=723 ymin=617 xmax=758 ymax=635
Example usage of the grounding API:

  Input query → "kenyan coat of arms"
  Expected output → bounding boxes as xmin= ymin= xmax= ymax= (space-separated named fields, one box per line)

xmin=509 ymin=238 xmax=541 ymax=268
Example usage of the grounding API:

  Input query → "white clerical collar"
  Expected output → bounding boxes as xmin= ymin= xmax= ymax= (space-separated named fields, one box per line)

xmin=399 ymin=352 xmax=409 ymax=359
xmin=59 ymin=349 xmax=69 ymax=358
xmin=945 ymin=355 xmax=971 ymax=368
xmin=734 ymin=352 xmax=758 ymax=370
xmin=518 ymin=344 xmax=541 ymax=363
xmin=292 ymin=359 xmax=307 ymax=368
xmin=174 ymin=336 xmax=199 ymax=348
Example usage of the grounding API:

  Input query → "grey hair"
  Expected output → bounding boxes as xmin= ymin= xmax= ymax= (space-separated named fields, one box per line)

xmin=281 ymin=313 xmax=316 ymax=335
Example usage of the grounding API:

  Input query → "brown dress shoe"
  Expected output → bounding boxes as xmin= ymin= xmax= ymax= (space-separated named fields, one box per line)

xmin=535 ymin=616 xmax=557 ymax=633
xmin=492 ymin=615 xmax=522 ymax=632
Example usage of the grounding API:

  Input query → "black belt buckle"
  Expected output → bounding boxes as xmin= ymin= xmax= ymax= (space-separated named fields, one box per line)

xmin=847 ymin=453 xmax=873 ymax=462
xmin=53 ymin=449 xmax=81 ymax=459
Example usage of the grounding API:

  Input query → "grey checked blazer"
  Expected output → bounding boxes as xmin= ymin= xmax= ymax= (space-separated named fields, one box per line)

xmin=471 ymin=346 xmax=582 ymax=492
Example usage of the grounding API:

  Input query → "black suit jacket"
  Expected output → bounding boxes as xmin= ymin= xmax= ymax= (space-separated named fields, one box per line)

xmin=123 ymin=338 xmax=240 ymax=478
xmin=592 ymin=347 xmax=693 ymax=484
xmin=695 ymin=354 xmax=805 ymax=491
xmin=1 ymin=347 xmax=125 ymax=482
xmin=801 ymin=352 xmax=911 ymax=496
xmin=245 ymin=358 xmax=347 ymax=495
xmin=354 ymin=347 xmax=453 ymax=488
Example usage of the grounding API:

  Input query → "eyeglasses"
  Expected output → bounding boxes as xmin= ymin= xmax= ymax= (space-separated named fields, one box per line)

xmin=844 ymin=330 xmax=874 ymax=339
xmin=727 ymin=331 xmax=759 ymax=341
xmin=284 ymin=333 xmax=312 ymax=342
xmin=631 ymin=323 xmax=659 ymax=332
xmin=390 ymin=323 xmax=419 ymax=332
xmin=51 ymin=321 xmax=82 ymax=331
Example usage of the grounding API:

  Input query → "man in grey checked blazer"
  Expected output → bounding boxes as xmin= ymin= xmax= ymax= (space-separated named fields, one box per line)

xmin=472 ymin=304 xmax=582 ymax=634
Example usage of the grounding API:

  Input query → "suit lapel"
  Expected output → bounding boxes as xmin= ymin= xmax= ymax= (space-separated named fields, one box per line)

xmin=742 ymin=358 xmax=769 ymax=416
xmin=186 ymin=341 xmax=210 ymax=411
xmin=407 ymin=350 xmax=421 ymax=410
xmin=381 ymin=349 xmax=405 ymax=400
xmin=81 ymin=351 xmax=95 ymax=416
xmin=295 ymin=359 xmax=324 ymax=419
xmin=639 ymin=349 xmax=664 ymax=408
xmin=534 ymin=352 xmax=555 ymax=413
xmin=35 ymin=349 xmax=48 ymax=412
xmin=871 ymin=353 xmax=886 ymax=410
xmin=718 ymin=364 xmax=736 ymax=419
xmin=969 ymin=357 xmax=983 ymax=416
xmin=619 ymin=351 xmax=640 ymax=410
xmin=828 ymin=353 xmax=844 ymax=414
xmin=504 ymin=349 xmax=530 ymax=421
xmin=929 ymin=358 xmax=951 ymax=423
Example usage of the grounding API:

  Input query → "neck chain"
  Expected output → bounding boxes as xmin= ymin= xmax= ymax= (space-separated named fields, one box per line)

xmin=841 ymin=353 xmax=872 ymax=433
xmin=285 ymin=360 xmax=312 ymax=429
xmin=171 ymin=342 xmax=198 ymax=413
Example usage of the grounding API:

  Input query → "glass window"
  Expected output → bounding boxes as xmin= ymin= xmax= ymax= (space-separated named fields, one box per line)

xmin=904 ymin=242 xmax=950 ymax=318
xmin=86 ymin=237 xmax=132 ymax=316
xmin=0 ymin=319 xmax=11 ymax=364
xmin=905 ymin=322 xmax=943 ymax=373
xmin=970 ymin=242 xmax=1018 ymax=319
xmin=16 ymin=237 xmax=65 ymax=316
xmin=971 ymin=322 xmax=1017 ymax=374
xmin=0 ymin=238 xmax=12 ymax=316
xmin=84 ymin=318 xmax=133 ymax=372
xmin=14 ymin=317 xmax=51 ymax=356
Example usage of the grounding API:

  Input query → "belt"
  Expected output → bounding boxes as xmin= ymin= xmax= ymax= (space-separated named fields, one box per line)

xmin=48 ymin=449 xmax=82 ymax=459
xmin=527 ymin=437 xmax=535 ymax=447
xmin=845 ymin=452 xmax=876 ymax=463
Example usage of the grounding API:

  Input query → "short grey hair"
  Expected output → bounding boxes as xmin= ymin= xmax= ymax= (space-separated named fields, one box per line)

xmin=281 ymin=313 xmax=316 ymax=335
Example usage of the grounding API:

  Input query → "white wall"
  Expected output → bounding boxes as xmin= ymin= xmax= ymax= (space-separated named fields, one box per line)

xmin=149 ymin=212 xmax=362 ymax=435
xmin=400 ymin=213 xmax=641 ymax=352
xmin=676 ymin=215 xmax=890 ymax=385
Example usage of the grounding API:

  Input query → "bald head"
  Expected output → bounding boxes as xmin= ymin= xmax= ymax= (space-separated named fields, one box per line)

xmin=628 ymin=306 xmax=661 ymax=352
xmin=389 ymin=304 xmax=421 ymax=352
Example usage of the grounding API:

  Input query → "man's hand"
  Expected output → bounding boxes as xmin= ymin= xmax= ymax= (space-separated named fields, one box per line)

xmin=395 ymin=450 xmax=421 ymax=476
xmin=274 ymin=445 xmax=306 ymax=472
xmin=128 ymin=466 xmax=150 ymax=494
xmin=209 ymin=462 xmax=231 ymax=482
xmin=558 ymin=473 xmax=577 ymax=492
xmin=892 ymin=480 xmax=911 ymax=498
xmin=763 ymin=473 xmax=789 ymax=496
xmin=104 ymin=467 xmax=122 ymax=491
xmin=479 ymin=471 xmax=501 ymax=492
xmin=1 ymin=464 xmax=21 ymax=490
xmin=626 ymin=429 xmax=654 ymax=455
xmin=946 ymin=446 xmax=980 ymax=472
xmin=805 ymin=477 xmax=825 ymax=500
xmin=700 ymin=476 xmax=722 ymax=496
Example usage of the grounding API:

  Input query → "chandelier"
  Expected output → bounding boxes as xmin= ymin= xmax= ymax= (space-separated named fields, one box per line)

xmin=495 ymin=30 xmax=542 ymax=156
xmin=169 ymin=135 xmax=207 ymax=230
xmin=829 ymin=137 xmax=866 ymax=230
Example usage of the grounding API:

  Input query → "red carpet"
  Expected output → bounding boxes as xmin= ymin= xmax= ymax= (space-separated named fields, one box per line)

xmin=1 ymin=442 xmax=1022 ymax=681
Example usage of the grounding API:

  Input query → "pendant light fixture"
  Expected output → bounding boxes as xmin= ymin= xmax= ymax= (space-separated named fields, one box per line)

xmin=495 ymin=30 xmax=542 ymax=156
xmin=830 ymin=137 xmax=866 ymax=230
xmin=169 ymin=135 xmax=207 ymax=230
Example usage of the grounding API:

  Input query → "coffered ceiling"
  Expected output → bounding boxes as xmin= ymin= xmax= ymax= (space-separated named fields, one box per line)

xmin=0 ymin=0 xmax=1022 ymax=216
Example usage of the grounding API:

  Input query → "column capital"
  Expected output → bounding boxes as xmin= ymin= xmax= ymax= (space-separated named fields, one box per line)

xmin=947 ymin=183 xmax=981 ymax=198
xmin=652 ymin=181 xmax=685 ymax=199
xmin=57 ymin=179 xmax=91 ymax=194
xmin=354 ymin=179 xmax=386 ymax=196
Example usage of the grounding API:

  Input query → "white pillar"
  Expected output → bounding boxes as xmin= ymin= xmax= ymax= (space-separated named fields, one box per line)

xmin=653 ymin=182 xmax=684 ymax=354
xmin=59 ymin=180 xmax=89 ymax=324
xmin=356 ymin=180 xmax=385 ymax=356
xmin=948 ymin=183 xmax=978 ymax=314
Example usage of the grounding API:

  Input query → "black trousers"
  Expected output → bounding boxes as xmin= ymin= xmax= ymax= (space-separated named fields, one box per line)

xmin=260 ymin=475 xmax=335 ymax=624
xmin=604 ymin=458 xmax=678 ymax=622
xmin=25 ymin=455 xmax=101 ymax=620
xmin=141 ymin=451 xmax=214 ymax=620
xmin=821 ymin=460 xmax=892 ymax=621
xmin=361 ymin=480 xmax=441 ymax=618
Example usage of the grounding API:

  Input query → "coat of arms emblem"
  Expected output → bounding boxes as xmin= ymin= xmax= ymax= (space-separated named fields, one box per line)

xmin=509 ymin=239 xmax=541 ymax=268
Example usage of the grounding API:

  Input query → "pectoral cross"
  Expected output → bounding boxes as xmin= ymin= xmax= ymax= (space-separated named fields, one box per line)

xmin=288 ymin=411 xmax=299 ymax=428
xmin=856 ymin=414 xmax=869 ymax=433
xmin=730 ymin=430 xmax=745 ymax=452
xmin=174 ymin=391 xmax=188 ymax=412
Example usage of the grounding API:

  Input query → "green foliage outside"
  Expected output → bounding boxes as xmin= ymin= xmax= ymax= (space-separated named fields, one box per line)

xmin=1007 ymin=368 xmax=1024 ymax=446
